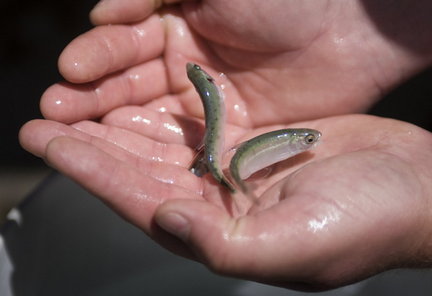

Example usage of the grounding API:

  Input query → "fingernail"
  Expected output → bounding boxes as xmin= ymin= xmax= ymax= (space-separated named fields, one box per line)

xmin=157 ymin=212 xmax=190 ymax=241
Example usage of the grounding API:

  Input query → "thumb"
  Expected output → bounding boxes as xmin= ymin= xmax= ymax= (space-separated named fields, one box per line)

xmin=154 ymin=199 xmax=246 ymax=272
xmin=154 ymin=198 xmax=324 ymax=286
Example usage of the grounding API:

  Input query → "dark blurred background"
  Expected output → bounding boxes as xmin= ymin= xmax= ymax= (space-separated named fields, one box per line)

xmin=1 ymin=0 xmax=98 ymax=167
xmin=0 ymin=0 xmax=98 ymax=217
xmin=368 ymin=67 xmax=432 ymax=130
xmin=0 ymin=0 xmax=431 ymax=192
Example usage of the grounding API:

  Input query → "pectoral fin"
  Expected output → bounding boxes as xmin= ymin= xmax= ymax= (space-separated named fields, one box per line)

xmin=189 ymin=145 xmax=208 ymax=177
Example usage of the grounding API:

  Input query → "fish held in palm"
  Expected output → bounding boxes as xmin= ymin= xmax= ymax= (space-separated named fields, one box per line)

xmin=229 ymin=128 xmax=321 ymax=198
xmin=186 ymin=63 xmax=235 ymax=192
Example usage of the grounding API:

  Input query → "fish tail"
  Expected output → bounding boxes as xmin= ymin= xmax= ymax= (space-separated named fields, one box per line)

xmin=232 ymin=179 xmax=260 ymax=205
xmin=243 ymin=187 xmax=260 ymax=205
xmin=189 ymin=147 xmax=208 ymax=177
xmin=220 ymin=176 xmax=236 ymax=193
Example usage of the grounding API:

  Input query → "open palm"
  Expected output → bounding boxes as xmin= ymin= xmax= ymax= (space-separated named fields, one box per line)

xmin=19 ymin=0 xmax=432 ymax=290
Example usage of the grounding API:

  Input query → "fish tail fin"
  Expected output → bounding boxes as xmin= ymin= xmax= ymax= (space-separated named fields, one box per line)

xmin=220 ymin=176 xmax=237 ymax=193
xmin=189 ymin=147 xmax=208 ymax=177
xmin=243 ymin=188 xmax=260 ymax=206
xmin=234 ymin=180 xmax=260 ymax=206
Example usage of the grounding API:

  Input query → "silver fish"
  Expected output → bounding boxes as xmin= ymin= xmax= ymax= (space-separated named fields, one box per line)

xmin=229 ymin=128 xmax=321 ymax=195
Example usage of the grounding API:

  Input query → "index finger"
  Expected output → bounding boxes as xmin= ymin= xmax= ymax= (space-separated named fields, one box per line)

xmin=59 ymin=14 xmax=164 ymax=83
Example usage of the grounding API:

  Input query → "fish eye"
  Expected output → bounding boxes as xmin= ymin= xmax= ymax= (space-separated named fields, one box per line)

xmin=304 ymin=134 xmax=316 ymax=144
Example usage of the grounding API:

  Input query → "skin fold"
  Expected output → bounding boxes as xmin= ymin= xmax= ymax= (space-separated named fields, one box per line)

xmin=19 ymin=0 xmax=432 ymax=291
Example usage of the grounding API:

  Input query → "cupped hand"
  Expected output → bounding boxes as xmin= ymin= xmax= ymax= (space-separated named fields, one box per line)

xmin=40 ymin=0 xmax=430 ymax=127
xmin=153 ymin=115 xmax=432 ymax=290
xmin=19 ymin=0 xmax=432 ymax=291
xmin=20 ymin=112 xmax=432 ymax=290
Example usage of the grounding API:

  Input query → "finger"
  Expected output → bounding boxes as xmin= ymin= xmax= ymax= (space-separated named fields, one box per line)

xmin=154 ymin=199 xmax=267 ymax=275
xmin=19 ymin=119 xmax=90 ymax=157
xmin=20 ymin=120 xmax=203 ymax=193
xmin=101 ymin=104 xmax=247 ymax=152
xmin=154 ymin=193 xmax=332 ymax=283
xmin=72 ymin=120 xmax=195 ymax=166
xmin=161 ymin=11 xmax=218 ymax=119
xmin=20 ymin=119 xmax=196 ymax=168
xmin=161 ymin=11 xmax=253 ymax=128
xmin=90 ymin=0 xmax=163 ymax=25
xmin=45 ymin=136 xmax=202 ymax=231
xmin=90 ymin=0 xmax=195 ymax=25
xmin=41 ymin=59 xmax=168 ymax=123
xmin=58 ymin=14 xmax=164 ymax=83
xmin=102 ymin=105 xmax=204 ymax=146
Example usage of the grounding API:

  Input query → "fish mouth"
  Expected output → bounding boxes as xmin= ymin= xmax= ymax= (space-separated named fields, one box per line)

xmin=186 ymin=62 xmax=200 ymax=72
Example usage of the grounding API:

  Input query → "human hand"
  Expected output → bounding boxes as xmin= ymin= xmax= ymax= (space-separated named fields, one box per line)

xmin=19 ymin=0 xmax=432 ymax=290
xmin=20 ymin=113 xmax=432 ymax=290
xmin=39 ymin=0 xmax=432 ymax=127
xmin=153 ymin=115 xmax=432 ymax=290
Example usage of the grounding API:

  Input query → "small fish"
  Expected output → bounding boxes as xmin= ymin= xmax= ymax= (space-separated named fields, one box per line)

xmin=229 ymin=128 xmax=321 ymax=196
xmin=186 ymin=63 xmax=235 ymax=192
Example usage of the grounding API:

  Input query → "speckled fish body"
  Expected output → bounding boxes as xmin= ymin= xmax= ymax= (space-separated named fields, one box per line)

xmin=186 ymin=63 xmax=235 ymax=192
xmin=229 ymin=128 xmax=321 ymax=194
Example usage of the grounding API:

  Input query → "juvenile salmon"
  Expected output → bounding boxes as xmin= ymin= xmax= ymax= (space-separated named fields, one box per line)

xmin=186 ymin=63 xmax=235 ymax=192
xmin=229 ymin=128 xmax=321 ymax=195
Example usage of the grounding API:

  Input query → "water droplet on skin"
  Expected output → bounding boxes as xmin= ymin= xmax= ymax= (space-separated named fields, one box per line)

xmin=175 ymin=25 xmax=185 ymax=37
xmin=308 ymin=217 xmax=329 ymax=232
xmin=163 ymin=122 xmax=184 ymax=136
xmin=307 ymin=211 xmax=341 ymax=233
xmin=132 ymin=115 xmax=151 ymax=125
xmin=218 ymin=72 xmax=232 ymax=87
xmin=133 ymin=26 xmax=147 ymax=37
xmin=233 ymin=103 xmax=248 ymax=118
xmin=129 ymin=74 xmax=141 ymax=80
xmin=333 ymin=36 xmax=344 ymax=44
xmin=151 ymin=156 xmax=163 ymax=162
xmin=154 ymin=176 xmax=175 ymax=185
